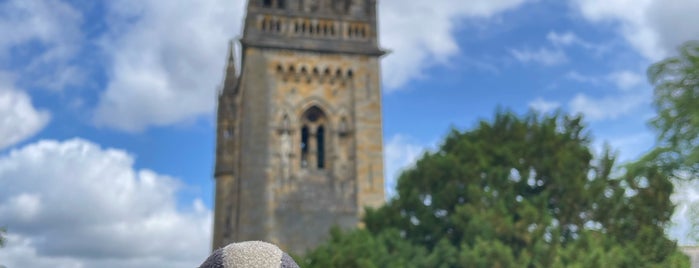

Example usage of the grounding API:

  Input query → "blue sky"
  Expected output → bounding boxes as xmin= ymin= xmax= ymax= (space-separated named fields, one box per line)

xmin=0 ymin=0 xmax=698 ymax=267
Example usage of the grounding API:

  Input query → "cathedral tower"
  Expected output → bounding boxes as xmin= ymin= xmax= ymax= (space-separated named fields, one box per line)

xmin=213 ymin=0 xmax=385 ymax=252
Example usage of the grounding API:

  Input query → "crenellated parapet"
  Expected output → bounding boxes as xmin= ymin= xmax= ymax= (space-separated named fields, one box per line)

xmin=242 ymin=0 xmax=383 ymax=56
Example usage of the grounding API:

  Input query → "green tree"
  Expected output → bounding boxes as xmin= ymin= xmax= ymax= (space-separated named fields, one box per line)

xmin=638 ymin=40 xmax=699 ymax=244
xmin=644 ymin=41 xmax=699 ymax=179
xmin=0 ymin=227 xmax=5 ymax=268
xmin=303 ymin=112 xmax=689 ymax=267
xmin=0 ymin=227 xmax=5 ymax=248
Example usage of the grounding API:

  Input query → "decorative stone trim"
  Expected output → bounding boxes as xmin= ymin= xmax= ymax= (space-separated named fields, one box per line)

xmin=275 ymin=63 xmax=354 ymax=84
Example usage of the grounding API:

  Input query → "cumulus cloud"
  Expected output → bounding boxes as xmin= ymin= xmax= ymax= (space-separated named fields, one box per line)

xmin=0 ymin=0 xmax=84 ymax=91
xmin=572 ymin=0 xmax=699 ymax=61
xmin=93 ymin=0 xmax=246 ymax=132
xmin=529 ymin=97 xmax=560 ymax=113
xmin=379 ymin=0 xmax=529 ymax=89
xmin=0 ymin=139 xmax=211 ymax=268
xmin=93 ymin=0 xmax=530 ymax=131
xmin=0 ymin=76 xmax=50 ymax=150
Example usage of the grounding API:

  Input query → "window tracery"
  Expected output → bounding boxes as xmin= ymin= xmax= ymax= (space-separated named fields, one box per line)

xmin=300 ymin=106 xmax=328 ymax=170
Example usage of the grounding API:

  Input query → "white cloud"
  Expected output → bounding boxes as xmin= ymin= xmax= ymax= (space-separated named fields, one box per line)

xmin=572 ymin=0 xmax=699 ymax=61
xmin=0 ymin=139 xmax=211 ymax=268
xmin=384 ymin=135 xmax=429 ymax=198
xmin=510 ymin=30 xmax=605 ymax=67
xmin=93 ymin=0 xmax=246 ymax=132
xmin=565 ymin=70 xmax=645 ymax=91
xmin=0 ymin=193 xmax=42 ymax=222
xmin=0 ymin=0 xmax=81 ymax=60
xmin=0 ymin=76 xmax=50 ymax=151
xmin=0 ymin=0 xmax=84 ymax=91
xmin=510 ymin=47 xmax=568 ymax=66
xmin=529 ymin=98 xmax=560 ymax=113
xmin=568 ymin=89 xmax=650 ymax=121
xmin=608 ymin=70 xmax=644 ymax=91
xmin=93 ymin=0 xmax=532 ymax=130
xmin=565 ymin=71 xmax=601 ymax=84
xmin=547 ymin=31 xmax=580 ymax=46
xmin=669 ymin=179 xmax=699 ymax=246
xmin=380 ymin=0 xmax=529 ymax=89
xmin=547 ymin=31 xmax=608 ymax=54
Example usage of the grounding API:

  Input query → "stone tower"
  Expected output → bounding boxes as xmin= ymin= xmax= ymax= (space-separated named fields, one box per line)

xmin=213 ymin=0 xmax=386 ymax=252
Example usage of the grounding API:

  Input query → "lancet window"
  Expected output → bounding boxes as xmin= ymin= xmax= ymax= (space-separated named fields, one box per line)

xmin=300 ymin=106 xmax=328 ymax=170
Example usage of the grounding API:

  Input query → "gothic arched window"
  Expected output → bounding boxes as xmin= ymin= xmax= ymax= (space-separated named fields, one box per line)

xmin=300 ymin=106 xmax=328 ymax=170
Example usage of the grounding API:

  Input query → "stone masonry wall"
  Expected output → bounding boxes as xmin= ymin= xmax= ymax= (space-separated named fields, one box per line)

xmin=213 ymin=46 xmax=385 ymax=253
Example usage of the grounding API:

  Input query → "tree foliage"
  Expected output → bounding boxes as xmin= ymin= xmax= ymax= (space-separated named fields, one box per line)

xmin=644 ymin=41 xmax=699 ymax=179
xmin=0 ymin=227 xmax=5 ymax=248
xmin=302 ymin=112 xmax=689 ymax=267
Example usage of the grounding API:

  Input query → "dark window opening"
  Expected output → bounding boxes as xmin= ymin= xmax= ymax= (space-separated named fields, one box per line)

xmin=263 ymin=0 xmax=272 ymax=7
xmin=301 ymin=126 xmax=309 ymax=168
xmin=278 ymin=0 xmax=286 ymax=8
xmin=300 ymin=106 xmax=327 ymax=170
xmin=317 ymin=126 xmax=325 ymax=169
xmin=304 ymin=106 xmax=323 ymax=122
